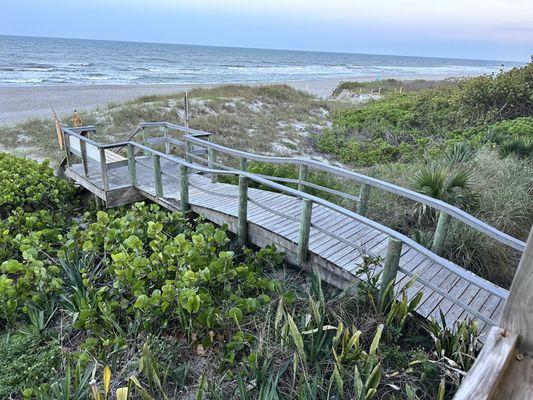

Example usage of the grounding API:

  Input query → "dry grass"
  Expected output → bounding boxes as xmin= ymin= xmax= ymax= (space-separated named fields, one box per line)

xmin=0 ymin=84 xmax=340 ymax=162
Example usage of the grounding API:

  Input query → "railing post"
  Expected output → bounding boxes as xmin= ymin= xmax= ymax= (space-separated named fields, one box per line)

xmin=99 ymin=148 xmax=109 ymax=191
xmin=298 ymin=164 xmax=308 ymax=193
xmin=240 ymin=156 xmax=247 ymax=171
xmin=378 ymin=238 xmax=403 ymax=307
xmin=153 ymin=154 xmax=163 ymax=197
xmin=127 ymin=143 xmax=137 ymax=186
xmin=237 ymin=173 xmax=248 ymax=248
xmin=63 ymin=132 xmax=71 ymax=167
xmin=80 ymin=140 xmax=89 ymax=178
xmin=208 ymin=147 xmax=218 ymax=183
xmin=164 ymin=130 xmax=170 ymax=154
xmin=186 ymin=141 xmax=193 ymax=163
xmin=184 ymin=90 xmax=189 ymax=128
xmin=180 ymin=165 xmax=190 ymax=213
xmin=297 ymin=199 xmax=313 ymax=265
xmin=357 ymin=183 xmax=370 ymax=216
xmin=432 ymin=211 xmax=450 ymax=256
xmin=142 ymin=127 xmax=149 ymax=156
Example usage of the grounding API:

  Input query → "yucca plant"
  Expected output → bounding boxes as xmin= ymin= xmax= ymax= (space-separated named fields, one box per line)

xmin=413 ymin=166 xmax=474 ymax=212
xmin=443 ymin=142 xmax=473 ymax=165
xmin=27 ymin=359 xmax=93 ymax=400
xmin=424 ymin=310 xmax=479 ymax=372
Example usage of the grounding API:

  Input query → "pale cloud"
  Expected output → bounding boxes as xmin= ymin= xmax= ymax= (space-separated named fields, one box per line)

xmin=87 ymin=0 xmax=533 ymax=43
xmin=3 ymin=0 xmax=532 ymax=60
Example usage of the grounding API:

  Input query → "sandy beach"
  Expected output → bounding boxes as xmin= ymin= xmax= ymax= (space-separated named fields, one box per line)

xmin=0 ymin=74 xmax=467 ymax=126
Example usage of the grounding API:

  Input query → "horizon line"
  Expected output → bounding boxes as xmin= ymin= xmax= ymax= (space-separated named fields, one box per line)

xmin=0 ymin=33 xmax=527 ymax=64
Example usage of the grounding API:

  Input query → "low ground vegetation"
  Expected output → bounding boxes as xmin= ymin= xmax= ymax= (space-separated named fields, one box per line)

xmin=0 ymin=155 xmax=478 ymax=399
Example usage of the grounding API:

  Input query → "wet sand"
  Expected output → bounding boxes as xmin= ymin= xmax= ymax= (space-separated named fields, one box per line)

xmin=0 ymin=74 xmax=460 ymax=126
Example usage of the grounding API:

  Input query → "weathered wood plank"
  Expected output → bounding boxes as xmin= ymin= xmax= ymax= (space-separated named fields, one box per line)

xmin=454 ymin=326 xmax=518 ymax=400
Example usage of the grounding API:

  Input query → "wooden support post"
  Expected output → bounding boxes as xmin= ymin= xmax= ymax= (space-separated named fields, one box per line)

xmin=240 ymin=156 xmax=247 ymax=171
xmin=184 ymin=90 xmax=189 ymax=128
xmin=297 ymin=199 xmax=313 ymax=265
xmin=142 ymin=128 xmax=149 ymax=156
xmin=164 ymin=130 xmax=170 ymax=154
xmin=153 ymin=154 xmax=163 ymax=197
xmin=378 ymin=238 xmax=403 ymax=306
xmin=357 ymin=183 xmax=370 ymax=216
xmin=94 ymin=195 xmax=103 ymax=209
xmin=80 ymin=140 xmax=89 ymax=178
xmin=186 ymin=141 xmax=193 ymax=163
xmin=237 ymin=174 xmax=248 ymax=248
xmin=180 ymin=165 xmax=189 ymax=213
xmin=99 ymin=148 xmax=109 ymax=191
xmin=127 ymin=143 xmax=137 ymax=186
xmin=432 ymin=211 xmax=450 ymax=256
xmin=63 ymin=133 xmax=71 ymax=167
xmin=298 ymin=164 xmax=308 ymax=193
xmin=208 ymin=148 xmax=218 ymax=183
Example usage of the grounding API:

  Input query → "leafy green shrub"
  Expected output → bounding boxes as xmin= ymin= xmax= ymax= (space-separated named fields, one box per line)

xmin=64 ymin=203 xmax=283 ymax=338
xmin=0 ymin=329 xmax=60 ymax=398
xmin=0 ymin=153 xmax=77 ymax=218
xmin=317 ymin=62 xmax=533 ymax=166
xmin=0 ymin=249 xmax=62 ymax=325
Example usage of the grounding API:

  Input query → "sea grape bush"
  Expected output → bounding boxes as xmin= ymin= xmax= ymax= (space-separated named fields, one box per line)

xmin=63 ymin=203 xmax=281 ymax=336
xmin=0 ymin=154 xmax=77 ymax=323
xmin=0 ymin=153 xmax=77 ymax=217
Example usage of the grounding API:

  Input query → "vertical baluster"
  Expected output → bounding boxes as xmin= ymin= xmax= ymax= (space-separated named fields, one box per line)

xmin=186 ymin=141 xmax=193 ymax=163
xmin=127 ymin=143 xmax=137 ymax=186
xmin=63 ymin=132 xmax=71 ymax=166
xmin=184 ymin=90 xmax=189 ymax=128
xmin=240 ymin=156 xmax=247 ymax=171
xmin=357 ymin=183 xmax=371 ymax=216
xmin=237 ymin=173 xmax=248 ymax=248
xmin=80 ymin=139 xmax=89 ymax=178
xmin=208 ymin=147 xmax=218 ymax=183
xmin=180 ymin=165 xmax=190 ymax=213
xmin=297 ymin=199 xmax=313 ymax=265
xmin=164 ymin=130 xmax=170 ymax=154
xmin=142 ymin=127 xmax=149 ymax=156
xmin=153 ymin=154 xmax=163 ymax=197
xmin=378 ymin=238 xmax=403 ymax=307
xmin=99 ymin=148 xmax=109 ymax=191
xmin=432 ymin=211 xmax=450 ymax=256
xmin=298 ymin=164 xmax=308 ymax=193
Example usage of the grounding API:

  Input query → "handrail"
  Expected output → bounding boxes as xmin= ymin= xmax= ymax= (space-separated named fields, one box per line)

xmin=61 ymin=128 xmax=509 ymax=300
xmin=140 ymin=121 xmax=212 ymax=138
xmin=181 ymin=133 xmax=525 ymax=253
xmin=63 ymin=124 xmax=525 ymax=252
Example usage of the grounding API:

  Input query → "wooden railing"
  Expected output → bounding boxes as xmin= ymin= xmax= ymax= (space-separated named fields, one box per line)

xmin=62 ymin=124 xmax=528 ymax=326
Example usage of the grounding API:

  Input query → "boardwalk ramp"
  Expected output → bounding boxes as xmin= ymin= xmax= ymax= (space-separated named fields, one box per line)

xmin=60 ymin=122 xmax=526 ymax=336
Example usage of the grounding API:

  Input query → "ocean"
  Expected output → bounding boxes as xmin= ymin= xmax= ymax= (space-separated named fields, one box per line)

xmin=0 ymin=35 xmax=524 ymax=86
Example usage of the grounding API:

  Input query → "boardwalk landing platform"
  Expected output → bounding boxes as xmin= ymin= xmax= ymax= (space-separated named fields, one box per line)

xmin=61 ymin=123 xmax=526 ymax=337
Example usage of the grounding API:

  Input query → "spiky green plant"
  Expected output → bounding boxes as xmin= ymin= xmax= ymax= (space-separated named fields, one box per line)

xmin=412 ymin=166 xmax=474 ymax=223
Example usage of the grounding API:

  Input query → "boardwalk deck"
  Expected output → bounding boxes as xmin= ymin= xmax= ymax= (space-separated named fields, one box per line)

xmin=65 ymin=153 xmax=509 ymax=333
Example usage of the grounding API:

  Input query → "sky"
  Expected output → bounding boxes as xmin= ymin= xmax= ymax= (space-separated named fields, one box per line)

xmin=1 ymin=0 xmax=532 ymax=61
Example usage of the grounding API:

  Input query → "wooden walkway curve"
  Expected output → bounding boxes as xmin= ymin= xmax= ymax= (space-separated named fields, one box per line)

xmin=60 ymin=123 xmax=527 ymax=336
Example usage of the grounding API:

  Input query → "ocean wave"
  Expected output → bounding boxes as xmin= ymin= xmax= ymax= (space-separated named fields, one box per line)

xmin=0 ymin=36 xmax=520 ymax=86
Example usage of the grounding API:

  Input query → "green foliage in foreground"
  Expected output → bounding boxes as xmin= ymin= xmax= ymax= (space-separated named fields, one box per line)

xmin=0 ymin=153 xmax=77 ymax=217
xmin=318 ymin=62 xmax=533 ymax=166
xmin=0 ymin=154 xmax=480 ymax=399
xmin=0 ymin=330 xmax=61 ymax=399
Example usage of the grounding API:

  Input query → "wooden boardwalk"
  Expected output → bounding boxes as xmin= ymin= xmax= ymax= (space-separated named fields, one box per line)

xmin=65 ymin=152 xmax=510 ymax=335
xmin=60 ymin=122 xmax=529 ymax=337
